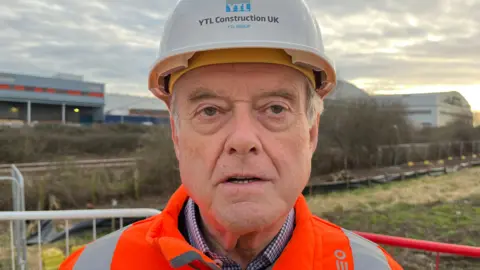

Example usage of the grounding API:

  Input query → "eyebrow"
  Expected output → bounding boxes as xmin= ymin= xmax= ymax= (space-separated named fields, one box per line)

xmin=256 ymin=89 xmax=299 ymax=102
xmin=187 ymin=87 xmax=221 ymax=102
xmin=186 ymin=88 xmax=299 ymax=103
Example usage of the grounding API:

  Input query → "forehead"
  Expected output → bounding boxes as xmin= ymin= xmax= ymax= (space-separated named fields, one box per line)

xmin=172 ymin=63 xmax=308 ymax=98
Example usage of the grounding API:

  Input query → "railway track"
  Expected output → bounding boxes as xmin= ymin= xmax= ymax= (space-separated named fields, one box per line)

xmin=305 ymin=157 xmax=480 ymax=195
xmin=1 ymin=156 xmax=479 ymax=195
xmin=0 ymin=157 xmax=138 ymax=174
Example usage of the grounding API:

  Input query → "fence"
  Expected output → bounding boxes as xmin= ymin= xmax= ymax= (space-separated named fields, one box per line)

xmin=356 ymin=231 xmax=480 ymax=270
xmin=376 ymin=140 xmax=480 ymax=168
xmin=0 ymin=209 xmax=478 ymax=269
xmin=1 ymin=152 xmax=479 ymax=269
xmin=0 ymin=165 xmax=27 ymax=270
xmin=0 ymin=158 xmax=138 ymax=175
xmin=0 ymin=209 xmax=160 ymax=270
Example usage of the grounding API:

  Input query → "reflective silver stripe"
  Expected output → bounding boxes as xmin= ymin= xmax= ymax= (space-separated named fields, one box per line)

xmin=170 ymin=250 xmax=220 ymax=270
xmin=342 ymin=229 xmax=392 ymax=270
xmin=73 ymin=225 xmax=131 ymax=270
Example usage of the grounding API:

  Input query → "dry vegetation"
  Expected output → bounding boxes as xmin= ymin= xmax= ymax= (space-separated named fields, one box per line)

xmin=309 ymin=168 xmax=480 ymax=270
xmin=1 ymin=167 xmax=479 ymax=270
xmin=0 ymin=99 xmax=479 ymax=268
xmin=307 ymin=167 xmax=480 ymax=214
xmin=1 ymin=99 xmax=480 ymax=211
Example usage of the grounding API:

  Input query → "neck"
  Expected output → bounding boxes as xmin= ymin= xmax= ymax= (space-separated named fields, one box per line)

xmin=198 ymin=211 xmax=289 ymax=269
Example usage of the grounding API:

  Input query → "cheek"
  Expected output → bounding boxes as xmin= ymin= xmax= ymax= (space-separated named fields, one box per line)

xmin=268 ymin=127 xmax=312 ymax=182
xmin=177 ymin=135 xmax=222 ymax=185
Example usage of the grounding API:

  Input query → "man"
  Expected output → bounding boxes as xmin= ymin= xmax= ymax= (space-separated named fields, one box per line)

xmin=61 ymin=0 xmax=403 ymax=269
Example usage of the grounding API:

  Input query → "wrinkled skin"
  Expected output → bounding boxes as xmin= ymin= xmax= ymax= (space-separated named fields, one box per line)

xmin=170 ymin=63 xmax=320 ymax=266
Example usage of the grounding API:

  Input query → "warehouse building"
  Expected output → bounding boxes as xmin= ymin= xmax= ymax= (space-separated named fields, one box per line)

xmin=104 ymin=93 xmax=169 ymax=125
xmin=373 ymin=91 xmax=473 ymax=128
xmin=0 ymin=72 xmax=105 ymax=125
xmin=103 ymin=80 xmax=371 ymax=126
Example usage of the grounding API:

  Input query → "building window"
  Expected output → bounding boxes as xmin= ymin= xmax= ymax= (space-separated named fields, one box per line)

xmin=406 ymin=110 xmax=432 ymax=115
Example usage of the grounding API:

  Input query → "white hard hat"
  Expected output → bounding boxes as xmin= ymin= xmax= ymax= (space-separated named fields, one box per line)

xmin=148 ymin=0 xmax=336 ymax=104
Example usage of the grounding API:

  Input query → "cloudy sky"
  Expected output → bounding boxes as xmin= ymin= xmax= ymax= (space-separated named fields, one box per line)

xmin=1 ymin=0 xmax=479 ymax=110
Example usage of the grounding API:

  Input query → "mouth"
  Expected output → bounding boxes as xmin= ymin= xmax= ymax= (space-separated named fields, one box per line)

xmin=222 ymin=175 xmax=266 ymax=184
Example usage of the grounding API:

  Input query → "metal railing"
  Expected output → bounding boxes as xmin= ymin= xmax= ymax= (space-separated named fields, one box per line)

xmin=356 ymin=231 xmax=480 ymax=270
xmin=0 ymin=165 xmax=27 ymax=270
xmin=0 ymin=209 xmax=161 ymax=270
xmin=1 ymin=209 xmax=479 ymax=269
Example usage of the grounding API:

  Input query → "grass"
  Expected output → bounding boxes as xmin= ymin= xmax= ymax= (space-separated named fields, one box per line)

xmin=307 ymin=167 xmax=480 ymax=270
xmin=307 ymin=167 xmax=480 ymax=214
xmin=1 ymin=168 xmax=479 ymax=269
xmin=0 ymin=222 xmax=114 ymax=270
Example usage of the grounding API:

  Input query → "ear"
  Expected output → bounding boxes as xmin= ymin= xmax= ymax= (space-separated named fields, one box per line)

xmin=309 ymin=113 xmax=321 ymax=154
xmin=170 ymin=116 xmax=180 ymax=160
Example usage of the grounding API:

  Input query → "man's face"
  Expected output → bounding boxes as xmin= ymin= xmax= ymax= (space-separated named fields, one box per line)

xmin=171 ymin=63 xmax=320 ymax=233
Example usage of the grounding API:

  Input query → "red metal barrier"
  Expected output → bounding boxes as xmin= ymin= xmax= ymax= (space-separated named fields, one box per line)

xmin=355 ymin=231 xmax=480 ymax=270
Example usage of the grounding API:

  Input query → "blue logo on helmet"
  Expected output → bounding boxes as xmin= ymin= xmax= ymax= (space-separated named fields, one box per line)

xmin=226 ymin=0 xmax=251 ymax=12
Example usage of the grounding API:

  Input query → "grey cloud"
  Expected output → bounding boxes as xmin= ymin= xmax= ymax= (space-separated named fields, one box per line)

xmin=0 ymin=0 xmax=479 ymax=105
xmin=308 ymin=0 xmax=442 ymax=17
xmin=310 ymin=0 xmax=479 ymax=93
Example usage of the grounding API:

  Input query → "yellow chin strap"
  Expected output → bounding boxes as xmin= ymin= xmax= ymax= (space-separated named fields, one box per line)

xmin=169 ymin=48 xmax=315 ymax=91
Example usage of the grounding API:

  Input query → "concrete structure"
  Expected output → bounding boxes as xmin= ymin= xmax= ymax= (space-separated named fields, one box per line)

xmin=104 ymin=93 xmax=167 ymax=115
xmin=104 ymin=93 xmax=169 ymax=125
xmin=373 ymin=91 xmax=473 ymax=128
xmin=103 ymin=80 xmax=370 ymax=125
xmin=0 ymin=72 xmax=105 ymax=125
xmin=326 ymin=80 xmax=371 ymax=101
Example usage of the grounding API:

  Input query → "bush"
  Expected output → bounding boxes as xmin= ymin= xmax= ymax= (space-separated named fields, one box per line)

xmin=312 ymin=99 xmax=413 ymax=174
xmin=135 ymin=126 xmax=180 ymax=197
xmin=0 ymin=124 xmax=147 ymax=163
xmin=0 ymin=165 xmax=136 ymax=211
xmin=1 ymin=103 xmax=479 ymax=210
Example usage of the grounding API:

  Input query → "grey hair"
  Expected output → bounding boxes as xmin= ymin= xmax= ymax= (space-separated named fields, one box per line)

xmin=305 ymin=80 xmax=324 ymax=126
xmin=170 ymin=79 xmax=324 ymax=131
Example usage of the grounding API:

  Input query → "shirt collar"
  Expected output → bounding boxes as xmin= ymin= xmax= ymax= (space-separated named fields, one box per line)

xmin=184 ymin=198 xmax=295 ymax=269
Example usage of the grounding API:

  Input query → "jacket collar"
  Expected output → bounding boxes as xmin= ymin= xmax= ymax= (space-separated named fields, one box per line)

xmin=146 ymin=185 xmax=316 ymax=270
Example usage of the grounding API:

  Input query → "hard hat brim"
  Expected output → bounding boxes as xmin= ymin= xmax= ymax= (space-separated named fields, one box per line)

xmin=148 ymin=41 xmax=336 ymax=105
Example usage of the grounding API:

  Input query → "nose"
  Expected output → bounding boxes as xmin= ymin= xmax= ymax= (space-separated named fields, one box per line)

xmin=224 ymin=107 xmax=261 ymax=156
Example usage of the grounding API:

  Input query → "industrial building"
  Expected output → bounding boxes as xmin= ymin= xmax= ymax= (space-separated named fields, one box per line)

xmin=104 ymin=93 xmax=169 ymax=125
xmin=0 ymin=72 xmax=171 ymax=126
xmin=373 ymin=91 xmax=473 ymax=128
xmin=103 ymin=79 xmax=371 ymax=125
xmin=0 ymin=72 xmax=105 ymax=125
xmin=5 ymin=71 xmax=470 ymax=129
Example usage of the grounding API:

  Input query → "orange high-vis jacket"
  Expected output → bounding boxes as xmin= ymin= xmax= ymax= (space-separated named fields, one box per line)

xmin=60 ymin=185 xmax=403 ymax=270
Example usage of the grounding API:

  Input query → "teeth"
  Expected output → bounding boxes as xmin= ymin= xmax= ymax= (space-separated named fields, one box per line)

xmin=230 ymin=179 xmax=255 ymax=184
xmin=227 ymin=177 xmax=261 ymax=184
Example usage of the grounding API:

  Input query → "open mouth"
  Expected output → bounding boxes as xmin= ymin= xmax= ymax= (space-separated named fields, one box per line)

xmin=226 ymin=177 xmax=263 ymax=184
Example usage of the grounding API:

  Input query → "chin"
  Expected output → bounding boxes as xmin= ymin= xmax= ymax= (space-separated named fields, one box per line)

xmin=214 ymin=201 xmax=286 ymax=234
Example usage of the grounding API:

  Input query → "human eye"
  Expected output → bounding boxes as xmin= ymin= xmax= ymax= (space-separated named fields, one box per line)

xmin=199 ymin=106 xmax=219 ymax=117
xmin=258 ymin=102 xmax=293 ymax=131
xmin=268 ymin=104 xmax=287 ymax=115
xmin=264 ymin=103 xmax=289 ymax=117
